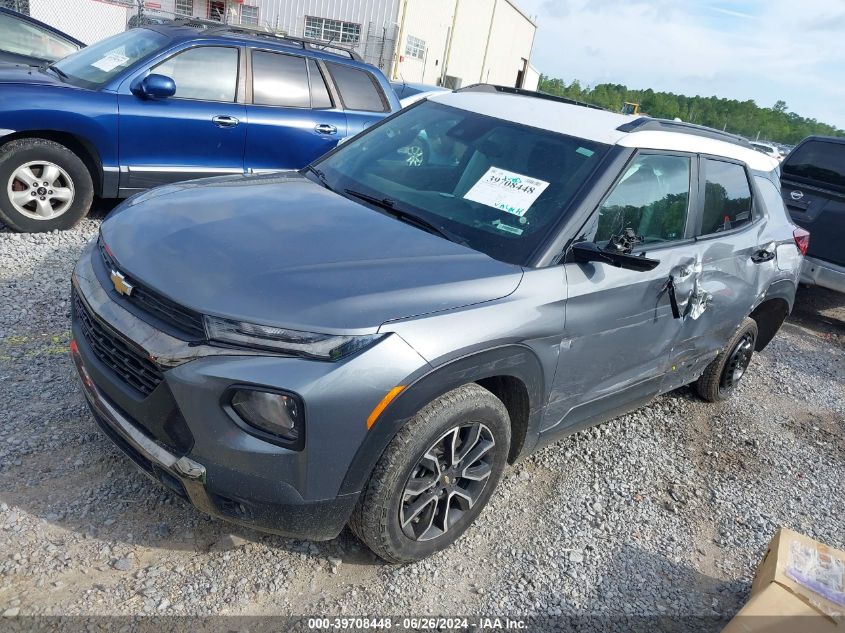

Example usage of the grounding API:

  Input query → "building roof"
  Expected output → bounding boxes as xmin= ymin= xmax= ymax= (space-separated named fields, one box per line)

xmin=430 ymin=90 xmax=779 ymax=172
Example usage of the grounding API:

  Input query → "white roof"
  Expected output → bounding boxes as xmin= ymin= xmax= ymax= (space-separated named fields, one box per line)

xmin=431 ymin=92 xmax=779 ymax=172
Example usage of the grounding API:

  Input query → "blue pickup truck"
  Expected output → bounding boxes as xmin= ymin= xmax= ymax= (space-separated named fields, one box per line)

xmin=0 ymin=23 xmax=400 ymax=232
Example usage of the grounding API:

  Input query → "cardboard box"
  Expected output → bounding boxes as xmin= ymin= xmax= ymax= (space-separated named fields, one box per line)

xmin=724 ymin=528 xmax=845 ymax=632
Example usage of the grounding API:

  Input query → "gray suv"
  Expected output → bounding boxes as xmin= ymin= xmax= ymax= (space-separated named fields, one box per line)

xmin=70 ymin=86 xmax=805 ymax=563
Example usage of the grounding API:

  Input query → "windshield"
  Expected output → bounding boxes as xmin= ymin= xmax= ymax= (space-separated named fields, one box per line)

xmin=315 ymin=101 xmax=610 ymax=265
xmin=53 ymin=28 xmax=168 ymax=88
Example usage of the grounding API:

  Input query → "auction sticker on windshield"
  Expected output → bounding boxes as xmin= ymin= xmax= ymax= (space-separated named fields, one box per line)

xmin=463 ymin=167 xmax=550 ymax=217
xmin=91 ymin=51 xmax=129 ymax=72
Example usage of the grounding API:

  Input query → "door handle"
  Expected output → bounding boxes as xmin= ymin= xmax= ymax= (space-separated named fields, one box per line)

xmin=315 ymin=123 xmax=338 ymax=135
xmin=212 ymin=115 xmax=240 ymax=128
xmin=751 ymin=248 xmax=775 ymax=263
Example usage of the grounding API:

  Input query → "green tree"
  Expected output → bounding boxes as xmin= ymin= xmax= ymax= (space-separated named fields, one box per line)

xmin=536 ymin=76 xmax=844 ymax=145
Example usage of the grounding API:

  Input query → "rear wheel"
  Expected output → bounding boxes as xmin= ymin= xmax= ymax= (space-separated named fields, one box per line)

xmin=696 ymin=317 xmax=758 ymax=402
xmin=349 ymin=383 xmax=510 ymax=563
xmin=0 ymin=138 xmax=94 ymax=232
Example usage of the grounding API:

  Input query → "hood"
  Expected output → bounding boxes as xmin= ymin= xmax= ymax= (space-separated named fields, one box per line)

xmin=101 ymin=173 xmax=524 ymax=333
xmin=0 ymin=63 xmax=65 ymax=86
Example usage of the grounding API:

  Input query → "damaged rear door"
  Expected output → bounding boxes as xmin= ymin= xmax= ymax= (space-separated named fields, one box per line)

xmin=664 ymin=156 xmax=766 ymax=390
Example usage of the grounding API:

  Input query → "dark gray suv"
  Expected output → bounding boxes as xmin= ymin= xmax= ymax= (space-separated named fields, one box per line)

xmin=70 ymin=86 xmax=805 ymax=562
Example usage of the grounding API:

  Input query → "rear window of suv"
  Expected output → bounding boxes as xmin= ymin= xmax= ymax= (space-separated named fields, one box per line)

xmin=325 ymin=62 xmax=388 ymax=112
xmin=782 ymin=140 xmax=845 ymax=192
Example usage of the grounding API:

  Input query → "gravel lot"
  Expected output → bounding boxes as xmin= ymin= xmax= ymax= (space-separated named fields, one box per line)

xmin=1 ymin=208 xmax=843 ymax=628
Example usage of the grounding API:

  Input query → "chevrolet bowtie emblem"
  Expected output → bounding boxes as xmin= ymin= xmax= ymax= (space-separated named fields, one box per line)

xmin=110 ymin=269 xmax=134 ymax=297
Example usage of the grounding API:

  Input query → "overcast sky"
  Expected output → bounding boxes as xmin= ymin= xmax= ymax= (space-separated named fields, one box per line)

xmin=516 ymin=0 xmax=845 ymax=129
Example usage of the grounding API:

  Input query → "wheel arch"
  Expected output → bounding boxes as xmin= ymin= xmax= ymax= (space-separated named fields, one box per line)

xmin=1 ymin=130 xmax=104 ymax=196
xmin=338 ymin=344 xmax=546 ymax=496
xmin=749 ymin=279 xmax=795 ymax=351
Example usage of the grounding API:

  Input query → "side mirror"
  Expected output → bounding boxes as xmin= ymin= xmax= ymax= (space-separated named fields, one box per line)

xmin=131 ymin=73 xmax=176 ymax=99
xmin=569 ymin=241 xmax=660 ymax=272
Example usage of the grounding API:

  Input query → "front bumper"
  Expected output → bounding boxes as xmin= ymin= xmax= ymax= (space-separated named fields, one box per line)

xmin=800 ymin=256 xmax=845 ymax=294
xmin=70 ymin=338 xmax=358 ymax=539
xmin=69 ymin=239 xmax=429 ymax=539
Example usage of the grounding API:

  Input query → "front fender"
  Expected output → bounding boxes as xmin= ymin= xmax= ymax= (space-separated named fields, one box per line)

xmin=0 ymin=85 xmax=118 ymax=167
xmin=338 ymin=344 xmax=546 ymax=495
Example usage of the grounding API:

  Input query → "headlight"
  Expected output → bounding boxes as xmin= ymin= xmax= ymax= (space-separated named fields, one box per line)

xmin=205 ymin=315 xmax=384 ymax=360
xmin=229 ymin=388 xmax=303 ymax=448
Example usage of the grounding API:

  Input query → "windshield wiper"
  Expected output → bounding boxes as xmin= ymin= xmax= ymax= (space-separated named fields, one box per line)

xmin=344 ymin=189 xmax=468 ymax=245
xmin=44 ymin=64 xmax=68 ymax=80
xmin=304 ymin=165 xmax=332 ymax=190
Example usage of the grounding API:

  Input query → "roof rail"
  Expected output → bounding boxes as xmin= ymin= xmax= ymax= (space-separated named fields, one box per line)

xmin=456 ymin=84 xmax=607 ymax=111
xmin=617 ymin=117 xmax=754 ymax=148
xmin=173 ymin=18 xmax=362 ymax=61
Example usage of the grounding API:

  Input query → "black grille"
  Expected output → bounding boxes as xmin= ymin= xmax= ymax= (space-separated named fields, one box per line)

xmin=73 ymin=289 xmax=164 ymax=397
xmin=99 ymin=240 xmax=206 ymax=340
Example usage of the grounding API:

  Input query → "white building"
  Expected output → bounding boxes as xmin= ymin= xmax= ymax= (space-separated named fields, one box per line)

xmin=15 ymin=0 xmax=539 ymax=90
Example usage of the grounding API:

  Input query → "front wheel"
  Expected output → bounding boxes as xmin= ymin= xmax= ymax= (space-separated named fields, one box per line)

xmin=349 ymin=383 xmax=511 ymax=563
xmin=0 ymin=138 xmax=94 ymax=232
xmin=696 ymin=317 xmax=758 ymax=402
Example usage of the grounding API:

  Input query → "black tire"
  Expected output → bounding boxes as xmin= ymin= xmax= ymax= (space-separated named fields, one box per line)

xmin=0 ymin=138 xmax=94 ymax=232
xmin=696 ymin=317 xmax=758 ymax=403
xmin=349 ymin=383 xmax=511 ymax=563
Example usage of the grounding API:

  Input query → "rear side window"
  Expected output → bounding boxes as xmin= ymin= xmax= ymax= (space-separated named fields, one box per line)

xmin=251 ymin=50 xmax=310 ymax=108
xmin=782 ymin=140 xmax=845 ymax=191
xmin=700 ymin=159 xmax=753 ymax=235
xmin=325 ymin=62 xmax=387 ymax=112
xmin=308 ymin=59 xmax=333 ymax=109
xmin=154 ymin=46 xmax=238 ymax=102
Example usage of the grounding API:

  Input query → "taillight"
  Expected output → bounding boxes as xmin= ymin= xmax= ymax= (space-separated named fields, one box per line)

xmin=793 ymin=228 xmax=810 ymax=256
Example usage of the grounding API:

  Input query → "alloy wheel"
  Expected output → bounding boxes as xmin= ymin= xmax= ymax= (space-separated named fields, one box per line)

xmin=405 ymin=144 xmax=425 ymax=167
xmin=7 ymin=161 xmax=75 ymax=221
xmin=399 ymin=422 xmax=495 ymax=541
xmin=721 ymin=332 xmax=754 ymax=391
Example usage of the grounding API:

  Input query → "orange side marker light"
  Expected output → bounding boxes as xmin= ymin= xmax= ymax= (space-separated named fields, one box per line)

xmin=367 ymin=386 xmax=405 ymax=429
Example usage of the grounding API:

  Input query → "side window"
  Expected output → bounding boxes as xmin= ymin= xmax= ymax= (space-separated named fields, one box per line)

xmin=153 ymin=46 xmax=238 ymax=102
xmin=325 ymin=62 xmax=387 ymax=112
xmin=251 ymin=50 xmax=310 ymax=108
xmin=0 ymin=12 xmax=79 ymax=62
xmin=593 ymin=154 xmax=691 ymax=245
xmin=700 ymin=159 xmax=753 ymax=235
xmin=308 ymin=59 xmax=333 ymax=109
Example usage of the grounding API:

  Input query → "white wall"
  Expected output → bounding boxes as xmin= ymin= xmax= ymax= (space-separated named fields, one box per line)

xmin=440 ymin=0 xmax=494 ymax=87
xmin=392 ymin=0 xmax=455 ymax=84
xmin=30 ymin=0 xmax=131 ymax=45
xmin=478 ymin=0 xmax=535 ymax=87
xmin=523 ymin=63 xmax=540 ymax=91
xmin=399 ymin=0 xmax=536 ymax=89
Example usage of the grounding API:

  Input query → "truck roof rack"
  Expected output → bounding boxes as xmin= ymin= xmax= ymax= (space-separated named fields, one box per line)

xmin=172 ymin=18 xmax=362 ymax=61
xmin=616 ymin=117 xmax=754 ymax=148
xmin=456 ymin=84 xmax=607 ymax=111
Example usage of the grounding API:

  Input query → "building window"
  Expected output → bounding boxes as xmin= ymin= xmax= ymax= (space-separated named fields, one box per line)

xmin=304 ymin=16 xmax=361 ymax=45
xmin=404 ymin=35 xmax=425 ymax=60
xmin=240 ymin=4 xmax=258 ymax=25
xmin=174 ymin=0 xmax=192 ymax=17
xmin=208 ymin=0 xmax=225 ymax=22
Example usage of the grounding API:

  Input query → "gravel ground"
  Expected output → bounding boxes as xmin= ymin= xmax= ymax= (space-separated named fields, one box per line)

xmin=1 ymin=209 xmax=843 ymax=629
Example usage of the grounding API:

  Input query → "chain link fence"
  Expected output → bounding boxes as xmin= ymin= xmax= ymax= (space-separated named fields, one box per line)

xmin=2 ymin=0 xmax=399 ymax=70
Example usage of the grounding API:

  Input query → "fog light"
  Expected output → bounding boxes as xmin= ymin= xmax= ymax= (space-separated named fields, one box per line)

xmin=230 ymin=389 xmax=303 ymax=446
